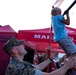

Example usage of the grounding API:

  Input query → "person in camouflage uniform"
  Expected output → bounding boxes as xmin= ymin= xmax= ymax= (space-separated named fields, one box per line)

xmin=3 ymin=37 xmax=76 ymax=75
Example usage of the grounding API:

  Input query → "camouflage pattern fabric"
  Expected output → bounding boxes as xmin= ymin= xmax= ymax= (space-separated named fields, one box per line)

xmin=3 ymin=37 xmax=24 ymax=55
xmin=5 ymin=57 xmax=35 ymax=75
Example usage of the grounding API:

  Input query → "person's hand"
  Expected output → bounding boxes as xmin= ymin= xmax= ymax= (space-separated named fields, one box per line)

xmin=40 ymin=46 xmax=51 ymax=62
xmin=45 ymin=46 xmax=51 ymax=51
xmin=64 ymin=56 xmax=76 ymax=69
xmin=63 ymin=10 xmax=69 ymax=16
xmin=45 ymin=46 xmax=51 ymax=55
xmin=65 ymin=11 xmax=69 ymax=16
xmin=50 ymin=52 xmax=58 ymax=60
xmin=68 ymin=53 xmax=76 ymax=70
xmin=60 ymin=54 xmax=68 ymax=62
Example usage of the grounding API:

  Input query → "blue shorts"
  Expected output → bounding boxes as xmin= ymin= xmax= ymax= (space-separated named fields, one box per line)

xmin=34 ymin=69 xmax=43 ymax=75
xmin=57 ymin=36 xmax=76 ymax=55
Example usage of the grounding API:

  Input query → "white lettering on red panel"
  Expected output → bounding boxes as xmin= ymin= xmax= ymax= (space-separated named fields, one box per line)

xmin=34 ymin=34 xmax=50 ymax=39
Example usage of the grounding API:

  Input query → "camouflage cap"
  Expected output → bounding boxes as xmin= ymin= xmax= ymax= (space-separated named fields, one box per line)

xmin=3 ymin=37 xmax=24 ymax=54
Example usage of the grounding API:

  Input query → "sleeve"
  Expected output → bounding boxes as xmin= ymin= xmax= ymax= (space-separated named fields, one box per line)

xmin=5 ymin=67 xmax=24 ymax=75
xmin=34 ymin=69 xmax=43 ymax=75
xmin=32 ymin=64 xmax=36 ymax=68
xmin=12 ymin=67 xmax=28 ymax=75
xmin=58 ymin=14 xmax=64 ymax=21
xmin=13 ymin=69 xmax=24 ymax=75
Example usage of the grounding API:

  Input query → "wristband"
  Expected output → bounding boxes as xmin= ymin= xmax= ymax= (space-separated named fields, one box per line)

xmin=49 ymin=58 xmax=53 ymax=62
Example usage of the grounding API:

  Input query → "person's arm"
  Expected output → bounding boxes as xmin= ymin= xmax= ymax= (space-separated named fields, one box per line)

xmin=36 ymin=51 xmax=59 ymax=70
xmin=35 ymin=58 xmax=52 ymax=70
xmin=40 ymin=46 xmax=52 ymax=62
xmin=42 ymin=56 xmax=76 ymax=75
xmin=43 ymin=64 xmax=70 ymax=75
xmin=62 ymin=12 xmax=70 ymax=25
xmin=40 ymin=49 xmax=49 ymax=62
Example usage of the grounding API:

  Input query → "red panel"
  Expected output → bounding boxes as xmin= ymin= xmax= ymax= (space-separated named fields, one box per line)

xmin=0 ymin=42 xmax=10 ymax=75
xmin=17 ymin=27 xmax=76 ymax=53
xmin=17 ymin=26 xmax=76 ymax=53
xmin=17 ymin=26 xmax=76 ymax=44
xmin=0 ymin=25 xmax=17 ymax=75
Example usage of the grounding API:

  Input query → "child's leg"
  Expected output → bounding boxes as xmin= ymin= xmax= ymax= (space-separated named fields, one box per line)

xmin=57 ymin=36 xmax=76 ymax=55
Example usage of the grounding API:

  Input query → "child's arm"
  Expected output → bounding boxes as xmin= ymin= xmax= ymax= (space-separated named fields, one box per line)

xmin=62 ymin=12 xmax=70 ymax=25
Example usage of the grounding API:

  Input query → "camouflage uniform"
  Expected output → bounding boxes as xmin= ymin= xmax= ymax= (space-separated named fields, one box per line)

xmin=5 ymin=57 xmax=35 ymax=75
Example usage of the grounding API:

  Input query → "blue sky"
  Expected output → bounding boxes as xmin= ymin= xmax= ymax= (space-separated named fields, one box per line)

xmin=0 ymin=0 xmax=76 ymax=32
